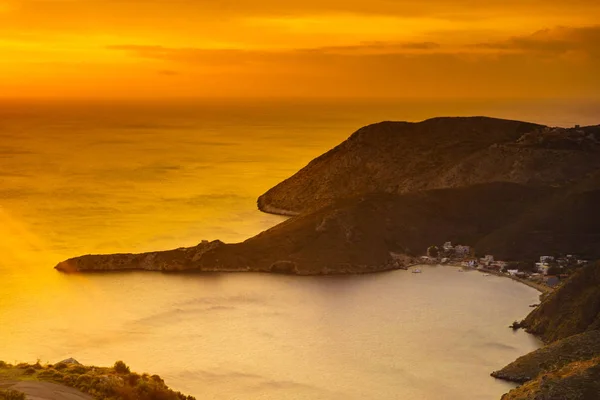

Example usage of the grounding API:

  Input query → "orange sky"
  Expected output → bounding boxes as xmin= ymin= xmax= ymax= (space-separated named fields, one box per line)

xmin=0 ymin=0 xmax=599 ymax=98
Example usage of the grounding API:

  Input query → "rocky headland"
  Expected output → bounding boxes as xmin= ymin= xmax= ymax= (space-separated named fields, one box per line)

xmin=50 ymin=116 xmax=600 ymax=399
xmin=56 ymin=117 xmax=600 ymax=274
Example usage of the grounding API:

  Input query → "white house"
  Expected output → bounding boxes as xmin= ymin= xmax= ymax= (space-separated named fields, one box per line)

xmin=540 ymin=256 xmax=555 ymax=263
xmin=536 ymin=263 xmax=551 ymax=275
xmin=506 ymin=269 xmax=519 ymax=276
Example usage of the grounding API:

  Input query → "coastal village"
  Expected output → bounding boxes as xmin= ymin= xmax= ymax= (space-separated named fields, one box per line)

xmin=418 ymin=242 xmax=590 ymax=292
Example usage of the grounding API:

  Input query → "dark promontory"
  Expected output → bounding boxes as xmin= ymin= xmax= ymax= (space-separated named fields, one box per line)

xmin=56 ymin=117 xmax=600 ymax=274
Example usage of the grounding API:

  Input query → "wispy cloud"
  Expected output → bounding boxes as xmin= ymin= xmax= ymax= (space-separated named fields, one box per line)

xmin=473 ymin=25 xmax=600 ymax=57
xmin=157 ymin=69 xmax=179 ymax=76
xmin=108 ymin=25 xmax=600 ymax=61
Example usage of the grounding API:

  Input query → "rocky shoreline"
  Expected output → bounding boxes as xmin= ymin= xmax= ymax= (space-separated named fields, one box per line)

xmin=55 ymin=117 xmax=600 ymax=275
xmin=490 ymin=262 xmax=600 ymax=399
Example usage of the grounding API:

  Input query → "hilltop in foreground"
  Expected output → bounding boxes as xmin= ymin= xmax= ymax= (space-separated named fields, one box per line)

xmin=0 ymin=359 xmax=194 ymax=400
xmin=56 ymin=117 xmax=600 ymax=274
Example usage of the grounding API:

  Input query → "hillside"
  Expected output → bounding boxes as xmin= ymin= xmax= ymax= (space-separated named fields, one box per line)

xmin=521 ymin=263 xmax=600 ymax=343
xmin=57 ymin=183 xmax=550 ymax=273
xmin=475 ymin=172 xmax=600 ymax=260
xmin=258 ymin=117 xmax=600 ymax=215
xmin=57 ymin=180 xmax=600 ymax=273
xmin=493 ymin=263 xmax=600 ymax=399
xmin=492 ymin=330 xmax=600 ymax=383
xmin=56 ymin=117 xmax=600 ymax=274
xmin=500 ymin=357 xmax=600 ymax=400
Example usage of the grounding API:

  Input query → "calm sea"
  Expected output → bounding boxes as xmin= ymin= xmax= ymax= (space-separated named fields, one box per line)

xmin=0 ymin=98 xmax=597 ymax=399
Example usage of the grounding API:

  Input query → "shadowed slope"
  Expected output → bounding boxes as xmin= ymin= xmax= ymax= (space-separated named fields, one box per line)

xmin=57 ymin=183 xmax=551 ymax=274
xmin=56 ymin=117 xmax=600 ymax=274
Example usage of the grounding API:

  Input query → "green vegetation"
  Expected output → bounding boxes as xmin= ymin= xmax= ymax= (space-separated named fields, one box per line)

xmin=113 ymin=361 xmax=130 ymax=375
xmin=0 ymin=360 xmax=196 ymax=400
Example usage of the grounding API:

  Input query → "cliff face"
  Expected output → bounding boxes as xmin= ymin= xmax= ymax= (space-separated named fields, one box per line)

xmin=258 ymin=117 xmax=600 ymax=215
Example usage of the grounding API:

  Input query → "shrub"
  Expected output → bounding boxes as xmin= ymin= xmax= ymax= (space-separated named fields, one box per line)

xmin=38 ymin=360 xmax=196 ymax=400
xmin=66 ymin=365 xmax=88 ymax=375
xmin=54 ymin=362 xmax=68 ymax=370
xmin=62 ymin=375 xmax=75 ymax=386
xmin=0 ymin=389 xmax=26 ymax=400
xmin=23 ymin=367 xmax=36 ymax=375
xmin=75 ymin=373 xmax=94 ymax=387
xmin=37 ymin=369 xmax=64 ymax=381
xmin=114 ymin=361 xmax=130 ymax=374
xmin=0 ymin=361 xmax=7 ymax=368
xmin=127 ymin=373 xmax=141 ymax=386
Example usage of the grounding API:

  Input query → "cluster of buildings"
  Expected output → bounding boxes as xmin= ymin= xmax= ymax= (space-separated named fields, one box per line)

xmin=422 ymin=241 xmax=590 ymax=289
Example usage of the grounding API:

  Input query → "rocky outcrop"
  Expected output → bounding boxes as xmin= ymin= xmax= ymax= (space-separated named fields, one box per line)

xmin=500 ymin=357 xmax=600 ymax=400
xmin=494 ymin=263 xmax=600 ymax=399
xmin=521 ymin=263 xmax=600 ymax=343
xmin=258 ymin=117 xmax=600 ymax=215
xmin=56 ymin=240 xmax=228 ymax=273
xmin=492 ymin=330 xmax=600 ymax=383
xmin=57 ymin=358 xmax=81 ymax=366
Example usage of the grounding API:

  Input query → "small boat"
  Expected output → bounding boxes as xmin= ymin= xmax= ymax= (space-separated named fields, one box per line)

xmin=412 ymin=269 xmax=422 ymax=274
xmin=458 ymin=269 xmax=464 ymax=272
xmin=483 ymin=274 xmax=491 ymax=277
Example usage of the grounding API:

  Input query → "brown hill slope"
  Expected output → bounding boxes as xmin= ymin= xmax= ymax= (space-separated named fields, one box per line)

xmin=475 ymin=172 xmax=600 ymax=260
xmin=57 ymin=118 xmax=600 ymax=274
xmin=493 ymin=264 xmax=600 ymax=400
xmin=57 ymin=183 xmax=560 ymax=274
xmin=492 ymin=330 xmax=600 ymax=383
xmin=521 ymin=263 xmax=600 ymax=343
xmin=500 ymin=357 xmax=600 ymax=400
xmin=258 ymin=117 xmax=600 ymax=215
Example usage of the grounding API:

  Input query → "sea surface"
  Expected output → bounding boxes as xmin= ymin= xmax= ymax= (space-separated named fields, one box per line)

xmin=1 ymin=98 xmax=598 ymax=399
